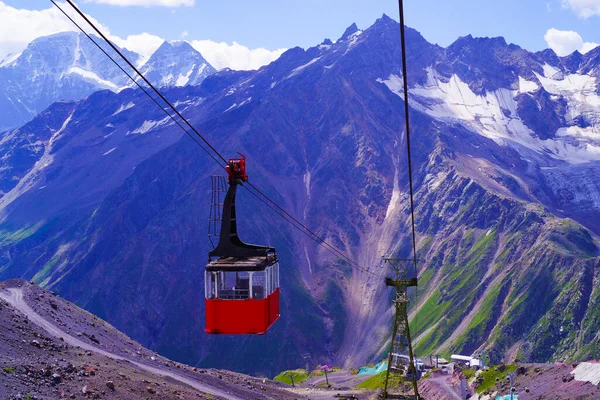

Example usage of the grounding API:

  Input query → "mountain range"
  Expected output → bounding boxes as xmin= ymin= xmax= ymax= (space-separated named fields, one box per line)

xmin=0 ymin=32 xmax=215 ymax=132
xmin=0 ymin=14 xmax=600 ymax=376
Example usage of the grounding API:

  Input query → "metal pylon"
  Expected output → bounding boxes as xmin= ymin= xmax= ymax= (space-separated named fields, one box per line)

xmin=383 ymin=258 xmax=420 ymax=400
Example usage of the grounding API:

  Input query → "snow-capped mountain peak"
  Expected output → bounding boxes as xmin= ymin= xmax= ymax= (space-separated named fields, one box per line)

xmin=340 ymin=23 xmax=359 ymax=40
xmin=0 ymin=33 xmax=216 ymax=132
xmin=139 ymin=40 xmax=216 ymax=88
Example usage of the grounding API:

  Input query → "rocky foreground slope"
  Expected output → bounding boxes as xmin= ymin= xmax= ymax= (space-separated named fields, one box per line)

xmin=0 ymin=279 xmax=318 ymax=400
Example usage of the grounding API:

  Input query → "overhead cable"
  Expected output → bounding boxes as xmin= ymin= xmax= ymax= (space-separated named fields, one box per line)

xmin=53 ymin=0 xmax=391 ymax=279
xmin=397 ymin=0 xmax=419 ymax=265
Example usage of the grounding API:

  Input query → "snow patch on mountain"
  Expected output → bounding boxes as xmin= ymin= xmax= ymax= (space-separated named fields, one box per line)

xmin=224 ymin=103 xmax=237 ymax=112
xmin=377 ymin=74 xmax=404 ymax=97
xmin=286 ymin=57 xmax=322 ymax=79
xmin=175 ymin=65 xmax=196 ymax=86
xmin=50 ymin=111 xmax=74 ymax=148
xmin=238 ymin=97 xmax=252 ymax=107
xmin=129 ymin=117 xmax=170 ymax=135
xmin=557 ymin=126 xmax=599 ymax=139
xmin=519 ymin=77 xmax=539 ymax=93
xmin=112 ymin=102 xmax=135 ymax=116
xmin=66 ymin=67 xmax=121 ymax=91
xmin=543 ymin=63 xmax=562 ymax=79
xmin=381 ymin=67 xmax=600 ymax=164
xmin=0 ymin=52 xmax=21 ymax=68
xmin=407 ymin=68 xmax=517 ymax=125
xmin=343 ymin=30 xmax=364 ymax=55
xmin=535 ymin=72 xmax=600 ymax=123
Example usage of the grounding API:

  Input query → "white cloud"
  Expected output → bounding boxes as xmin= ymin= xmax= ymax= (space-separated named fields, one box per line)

xmin=190 ymin=40 xmax=286 ymax=71
xmin=0 ymin=2 xmax=285 ymax=70
xmin=0 ymin=1 xmax=111 ymax=60
xmin=562 ymin=0 xmax=600 ymax=18
xmin=544 ymin=28 xmax=599 ymax=56
xmin=180 ymin=31 xmax=188 ymax=39
xmin=111 ymin=32 xmax=164 ymax=59
xmin=581 ymin=41 xmax=600 ymax=53
xmin=83 ymin=0 xmax=194 ymax=7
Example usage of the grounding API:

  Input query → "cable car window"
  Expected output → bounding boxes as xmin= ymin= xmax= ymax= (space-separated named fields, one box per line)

xmin=252 ymin=271 xmax=266 ymax=300
xmin=205 ymin=271 xmax=217 ymax=299
xmin=218 ymin=271 xmax=250 ymax=300
xmin=273 ymin=263 xmax=280 ymax=288
xmin=266 ymin=266 xmax=272 ymax=295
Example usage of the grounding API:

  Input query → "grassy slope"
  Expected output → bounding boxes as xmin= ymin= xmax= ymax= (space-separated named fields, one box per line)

xmin=273 ymin=369 xmax=308 ymax=385
xmin=355 ymin=370 xmax=403 ymax=390
xmin=409 ymin=163 xmax=600 ymax=364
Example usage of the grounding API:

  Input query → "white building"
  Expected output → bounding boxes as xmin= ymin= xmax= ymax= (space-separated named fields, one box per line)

xmin=451 ymin=354 xmax=482 ymax=369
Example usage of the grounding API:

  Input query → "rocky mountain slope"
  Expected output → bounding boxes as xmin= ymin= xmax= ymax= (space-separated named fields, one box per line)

xmin=0 ymin=279 xmax=304 ymax=400
xmin=0 ymin=14 xmax=600 ymax=376
xmin=0 ymin=32 xmax=215 ymax=132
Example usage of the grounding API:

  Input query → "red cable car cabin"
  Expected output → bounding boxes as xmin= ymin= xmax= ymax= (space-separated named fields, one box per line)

xmin=205 ymin=154 xmax=280 ymax=334
xmin=205 ymin=257 xmax=280 ymax=334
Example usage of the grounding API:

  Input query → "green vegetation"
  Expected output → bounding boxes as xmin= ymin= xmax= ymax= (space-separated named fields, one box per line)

xmin=418 ymin=237 xmax=434 ymax=256
xmin=355 ymin=370 xmax=403 ymax=390
xmin=414 ymin=230 xmax=498 ymax=355
xmin=411 ymin=288 xmax=451 ymax=334
xmin=417 ymin=269 xmax=434 ymax=291
xmin=462 ymin=368 xmax=476 ymax=379
xmin=273 ymin=369 xmax=308 ymax=385
xmin=476 ymin=364 xmax=517 ymax=394
xmin=0 ymin=223 xmax=40 ymax=246
xmin=31 ymin=256 xmax=61 ymax=284
xmin=452 ymin=280 xmax=505 ymax=352
xmin=3 ymin=367 xmax=14 ymax=374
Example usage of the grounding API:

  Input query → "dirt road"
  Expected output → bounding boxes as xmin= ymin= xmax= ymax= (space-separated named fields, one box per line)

xmin=426 ymin=373 xmax=462 ymax=400
xmin=304 ymin=370 xmax=371 ymax=388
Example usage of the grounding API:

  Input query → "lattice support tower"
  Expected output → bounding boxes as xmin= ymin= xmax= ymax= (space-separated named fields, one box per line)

xmin=383 ymin=258 xmax=420 ymax=400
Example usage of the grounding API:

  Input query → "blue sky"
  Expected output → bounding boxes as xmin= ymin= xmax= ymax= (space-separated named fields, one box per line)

xmin=4 ymin=0 xmax=599 ymax=50
xmin=2 ymin=0 xmax=600 ymax=68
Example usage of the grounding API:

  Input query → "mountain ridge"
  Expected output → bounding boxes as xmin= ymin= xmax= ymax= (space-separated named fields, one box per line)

xmin=0 ymin=16 xmax=600 ymax=375
xmin=0 ymin=31 xmax=216 ymax=132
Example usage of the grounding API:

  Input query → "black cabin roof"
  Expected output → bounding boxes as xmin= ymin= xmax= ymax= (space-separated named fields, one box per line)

xmin=206 ymin=255 xmax=278 ymax=272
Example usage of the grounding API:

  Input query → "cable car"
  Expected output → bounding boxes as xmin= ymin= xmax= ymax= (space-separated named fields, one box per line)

xmin=204 ymin=154 xmax=280 ymax=334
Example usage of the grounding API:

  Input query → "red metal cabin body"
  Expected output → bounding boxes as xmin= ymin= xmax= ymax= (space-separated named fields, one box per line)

xmin=205 ymin=155 xmax=280 ymax=334
xmin=205 ymin=257 xmax=280 ymax=334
